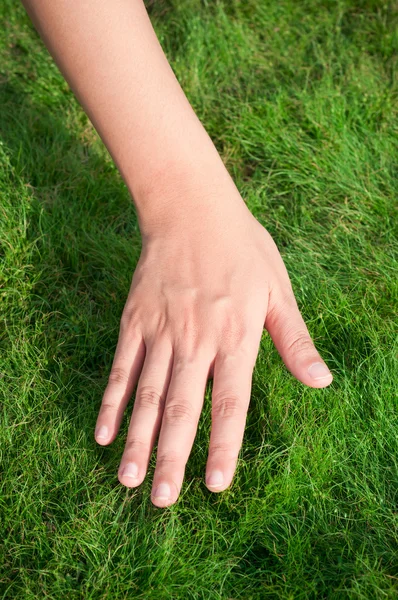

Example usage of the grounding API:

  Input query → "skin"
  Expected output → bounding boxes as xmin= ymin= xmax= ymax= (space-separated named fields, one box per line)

xmin=21 ymin=0 xmax=333 ymax=508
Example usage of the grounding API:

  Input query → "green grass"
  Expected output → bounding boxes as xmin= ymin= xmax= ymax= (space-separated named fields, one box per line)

xmin=1 ymin=0 xmax=397 ymax=597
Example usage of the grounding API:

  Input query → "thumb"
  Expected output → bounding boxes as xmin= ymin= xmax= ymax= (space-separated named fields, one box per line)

xmin=265 ymin=287 xmax=333 ymax=388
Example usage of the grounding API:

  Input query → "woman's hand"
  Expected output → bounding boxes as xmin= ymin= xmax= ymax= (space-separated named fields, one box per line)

xmin=94 ymin=182 xmax=333 ymax=508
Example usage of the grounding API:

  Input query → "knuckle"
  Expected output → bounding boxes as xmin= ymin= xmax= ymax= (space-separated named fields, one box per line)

xmin=163 ymin=400 xmax=193 ymax=425
xmin=156 ymin=451 xmax=180 ymax=469
xmin=209 ymin=440 xmax=239 ymax=460
xmin=124 ymin=438 xmax=148 ymax=453
xmin=274 ymin=279 xmax=295 ymax=302
xmin=180 ymin=303 xmax=195 ymax=325
xmin=99 ymin=401 xmax=118 ymax=413
xmin=217 ymin=344 xmax=256 ymax=369
xmin=267 ymin=286 xmax=296 ymax=322
xmin=172 ymin=349 xmax=198 ymax=371
xmin=108 ymin=367 xmax=130 ymax=386
xmin=223 ymin=311 xmax=246 ymax=338
xmin=135 ymin=385 xmax=166 ymax=411
xmin=174 ymin=330 xmax=201 ymax=363
xmin=120 ymin=305 xmax=141 ymax=332
xmin=150 ymin=314 xmax=168 ymax=337
xmin=220 ymin=313 xmax=255 ymax=355
xmin=176 ymin=299 xmax=198 ymax=331
xmin=285 ymin=333 xmax=314 ymax=356
xmin=212 ymin=392 xmax=241 ymax=419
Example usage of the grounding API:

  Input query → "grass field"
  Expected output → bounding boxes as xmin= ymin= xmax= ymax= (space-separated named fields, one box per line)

xmin=1 ymin=0 xmax=397 ymax=597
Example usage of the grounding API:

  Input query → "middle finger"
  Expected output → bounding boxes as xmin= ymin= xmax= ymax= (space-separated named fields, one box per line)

xmin=151 ymin=349 xmax=210 ymax=507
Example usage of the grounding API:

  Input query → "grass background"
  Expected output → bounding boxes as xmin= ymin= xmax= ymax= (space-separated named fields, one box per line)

xmin=1 ymin=0 xmax=397 ymax=597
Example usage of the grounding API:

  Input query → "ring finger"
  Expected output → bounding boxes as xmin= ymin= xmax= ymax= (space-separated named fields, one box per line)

xmin=151 ymin=349 xmax=211 ymax=507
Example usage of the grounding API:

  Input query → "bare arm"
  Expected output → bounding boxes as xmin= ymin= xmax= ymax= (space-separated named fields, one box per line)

xmin=21 ymin=0 xmax=237 ymax=234
xmin=21 ymin=0 xmax=333 ymax=507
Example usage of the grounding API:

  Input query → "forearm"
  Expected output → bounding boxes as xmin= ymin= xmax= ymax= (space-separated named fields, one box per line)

xmin=21 ymin=0 xmax=241 ymax=234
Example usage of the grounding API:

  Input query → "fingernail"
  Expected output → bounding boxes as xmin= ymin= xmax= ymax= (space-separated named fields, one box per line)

xmin=153 ymin=482 xmax=171 ymax=500
xmin=206 ymin=470 xmax=224 ymax=488
xmin=308 ymin=362 xmax=332 ymax=380
xmin=122 ymin=462 xmax=139 ymax=479
xmin=95 ymin=425 xmax=109 ymax=440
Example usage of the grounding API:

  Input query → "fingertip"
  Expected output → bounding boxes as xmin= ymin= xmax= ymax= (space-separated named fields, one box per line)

xmin=118 ymin=475 xmax=143 ymax=489
xmin=305 ymin=362 xmax=333 ymax=388
xmin=206 ymin=484 xmax=228 ymax=493
xmin=118 ymin=462 xmax=144 ymax=488
xmin=205 ymin=469 xmax=231 ymax=493
xmin=308 ymin=362 xmax=332 ymax=380
xmin=285 ymin=359 xmax=334 ymax=389
xmin=151 ymin=481 xmax=178 ymax=507
xmin=95 ymin=424 xmax=112 ymax=445
xmin=151 ymin=496 xmax=176 ymax=508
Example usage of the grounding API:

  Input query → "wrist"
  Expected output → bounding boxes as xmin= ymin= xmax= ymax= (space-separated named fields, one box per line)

xmin=132 ymin=151 xmax=247 ymax=240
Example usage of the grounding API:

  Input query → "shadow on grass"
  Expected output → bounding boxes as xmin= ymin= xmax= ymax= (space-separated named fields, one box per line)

xmin=0 ymin=77 xmax=144 ymax=464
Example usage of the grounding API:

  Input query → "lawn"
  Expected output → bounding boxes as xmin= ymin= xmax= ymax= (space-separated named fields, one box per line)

xmin=1 ymin=0 xmax=397 ymax=598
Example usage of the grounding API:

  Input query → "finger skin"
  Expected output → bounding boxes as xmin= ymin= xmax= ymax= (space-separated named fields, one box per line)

xmin=265 ymin=287 xmax=333 ymax=388
xmin=118 ymin=339 xmax=173 ymax=488
xmin=150 ymin=352 xmax=210 ymax=507
xmin=95 ymin=329 xmax=145 ymax=445
xmin=205 ymin=350 xmax=256 ymax=493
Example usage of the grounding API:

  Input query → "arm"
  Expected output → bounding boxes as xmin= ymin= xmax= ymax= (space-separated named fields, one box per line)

xmin=21 ymin=0 xmax=236 ymax=235
xmin=21 ymin=0 xmax=333 ymax=507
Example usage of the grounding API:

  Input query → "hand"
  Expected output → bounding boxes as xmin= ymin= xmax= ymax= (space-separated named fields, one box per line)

xmin=94 ymin=182 xmax=333 ymax=507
